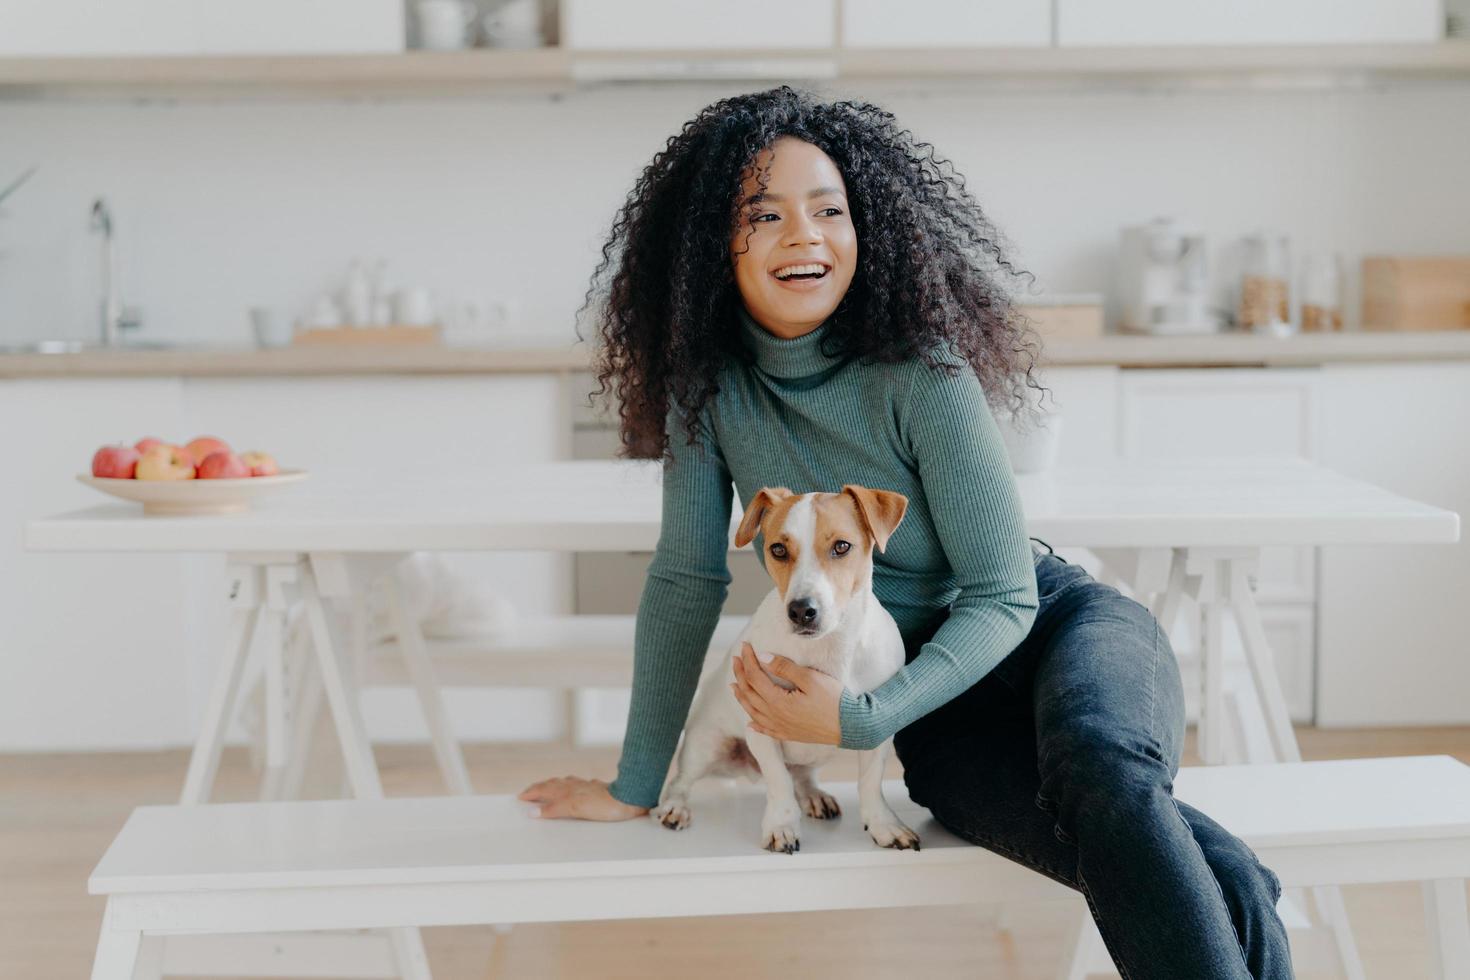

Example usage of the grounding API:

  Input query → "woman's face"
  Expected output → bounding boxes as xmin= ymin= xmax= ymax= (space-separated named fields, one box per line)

xmin=730 ymin=136 xmax=857 ymax=340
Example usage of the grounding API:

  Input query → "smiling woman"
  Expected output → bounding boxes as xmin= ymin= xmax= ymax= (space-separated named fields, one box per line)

xmin=523 ymin=85 xmax=1294 ymax=980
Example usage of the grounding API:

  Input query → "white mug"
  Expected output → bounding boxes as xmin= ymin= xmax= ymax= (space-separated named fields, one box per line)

xmin=416 ymin=0 xmax=477 ymax=50
xmin=482 ymin=0 xmax=540 ymax=36
xmin=394 ymin=287 xmax=437 ymax=326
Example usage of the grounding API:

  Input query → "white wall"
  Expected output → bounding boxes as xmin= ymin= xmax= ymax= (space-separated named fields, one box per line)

xmin=2 ymin=81 xmax=1469 ymax=346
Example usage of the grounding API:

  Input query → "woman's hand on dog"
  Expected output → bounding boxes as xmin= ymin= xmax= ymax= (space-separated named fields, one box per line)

xmin=518 ymin=777 xmax=649 ymax=821
xmin=731 ymin=641 xmax=844 ymax=745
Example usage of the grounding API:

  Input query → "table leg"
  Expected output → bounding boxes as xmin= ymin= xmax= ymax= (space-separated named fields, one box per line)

xmin=383 ymin=575 xmax=474 ymax=795
xmin=280 ymin=627 xmax=324 ymax=802
xmin=1226 ymin=561 xmax=1302 ymax=765
xmin=1183 ymin=547 xmax=1366 ymax=980
xmin=180 ymin=583 xmax=262 ymax=806
xmin=299 ymin=563 xmax=384 ymax=800
xmin=1424 ymin=878 xmax=1470 ymax=980
xmin=1198 ymin=556 xmax=1230 ymax=766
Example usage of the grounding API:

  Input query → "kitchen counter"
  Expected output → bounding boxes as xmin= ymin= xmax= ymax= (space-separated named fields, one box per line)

xmin=3 ymin=331 xmax=1470 ymax=378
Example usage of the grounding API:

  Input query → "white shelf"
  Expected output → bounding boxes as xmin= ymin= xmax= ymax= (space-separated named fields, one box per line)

xmin=1 ymin=42 xmax=1468 ymax=99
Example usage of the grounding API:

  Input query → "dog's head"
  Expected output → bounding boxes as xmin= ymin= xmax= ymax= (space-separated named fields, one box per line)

xmin=734 ymin=484 xmax=908 ymax=639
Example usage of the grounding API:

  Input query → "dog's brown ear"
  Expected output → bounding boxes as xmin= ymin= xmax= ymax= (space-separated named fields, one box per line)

xmin=735 ymin=487 xmax=793 ymax=548
xmin=842 ymin=485 xmax=908 ymax=553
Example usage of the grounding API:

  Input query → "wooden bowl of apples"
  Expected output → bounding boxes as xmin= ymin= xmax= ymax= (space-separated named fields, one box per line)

xmin=80 ymin=436 xmax=308 ymax=515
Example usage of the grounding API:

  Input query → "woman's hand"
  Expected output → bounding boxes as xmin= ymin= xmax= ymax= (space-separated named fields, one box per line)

xmin=517 ymin=776 xmax=649 ymax=821
xmin=731 ymin=641 xmax=844 ymax=746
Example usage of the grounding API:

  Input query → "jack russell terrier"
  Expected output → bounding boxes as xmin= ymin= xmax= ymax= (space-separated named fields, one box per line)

xmin=653 ymin=484 xmax=921 ymax=854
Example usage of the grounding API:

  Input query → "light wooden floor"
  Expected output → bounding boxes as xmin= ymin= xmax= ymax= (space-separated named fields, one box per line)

xmin=4 ymin=726 xmax=1469 ymax=980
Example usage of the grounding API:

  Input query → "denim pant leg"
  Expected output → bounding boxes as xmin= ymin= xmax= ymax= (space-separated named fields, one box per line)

xmin=895 ymin=546 xmax=1293 ymax=980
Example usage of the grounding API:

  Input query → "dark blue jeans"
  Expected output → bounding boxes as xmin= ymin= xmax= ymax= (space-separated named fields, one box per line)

xmin=894 ymin=540 xmax=1294 ymax=980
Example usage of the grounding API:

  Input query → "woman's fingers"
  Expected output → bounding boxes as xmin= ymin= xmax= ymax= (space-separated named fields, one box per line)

xmin=518 ymin=776 xmax=573 ymax=802
xmin=741 ymin=645 xmax=792 ymax=699
xmin=535 ymin=796 xmax=575 ymax=819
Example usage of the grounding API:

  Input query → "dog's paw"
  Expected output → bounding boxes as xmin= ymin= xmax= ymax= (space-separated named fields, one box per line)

xmin=652 ymin=799 xmax=691 ymax=831
xmin=866 ymin=819 xmax=921 ymax=851
xmin=762 ymin=824 xmax=800 ymax=854
xmin=798 ymin=788 xmax=841 ymax=820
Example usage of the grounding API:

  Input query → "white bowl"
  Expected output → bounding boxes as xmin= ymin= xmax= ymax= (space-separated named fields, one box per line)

xmin=77 ymin=469 xmax=309 ymax=516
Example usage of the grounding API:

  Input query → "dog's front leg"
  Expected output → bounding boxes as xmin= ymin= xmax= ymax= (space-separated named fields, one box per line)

xmin=743 ymin=730 xmax=802 ymax=854
xmin=857 ymin=739 xmax=920 ymax=850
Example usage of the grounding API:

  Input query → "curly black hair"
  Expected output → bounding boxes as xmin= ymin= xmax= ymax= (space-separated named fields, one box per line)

xmin=576 ymin=84 xmax=1047 ymax=460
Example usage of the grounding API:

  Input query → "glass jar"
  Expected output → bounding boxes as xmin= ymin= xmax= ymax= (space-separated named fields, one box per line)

xmin=1237 ymin=232 xmax=1292 ymax=336
xmin=1300 ymin=252 xmax=1344 ymax=333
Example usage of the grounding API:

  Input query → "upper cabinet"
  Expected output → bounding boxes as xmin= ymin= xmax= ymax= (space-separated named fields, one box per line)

xmin=1055 ymin=0 xmax=1444 ymax=47
xmin=561 ymin=0 xmax=835 ymax=50
xmin=0 ymin=0 xmax=1463 ymax=98
xmin=840 ymin=0 xmax=1051 ymax=49
xmin=0 ymin=0 xmax=405 ymax=57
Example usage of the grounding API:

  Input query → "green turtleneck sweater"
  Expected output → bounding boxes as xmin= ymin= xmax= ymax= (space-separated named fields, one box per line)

xmin=607 ymin=305 xmax=1040 ymax=809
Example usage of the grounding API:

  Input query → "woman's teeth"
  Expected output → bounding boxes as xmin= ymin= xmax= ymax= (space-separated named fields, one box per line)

xmin=774 ymin=264 xmax=828 ymax=281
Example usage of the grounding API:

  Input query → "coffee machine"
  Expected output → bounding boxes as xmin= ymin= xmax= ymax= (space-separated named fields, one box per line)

xmin=1117 ymin=218 xmax=1216 ymax=335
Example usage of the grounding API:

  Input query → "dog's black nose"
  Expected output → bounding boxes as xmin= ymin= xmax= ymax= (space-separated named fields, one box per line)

xmin=787 ymin=597 xmax=819 ymax=628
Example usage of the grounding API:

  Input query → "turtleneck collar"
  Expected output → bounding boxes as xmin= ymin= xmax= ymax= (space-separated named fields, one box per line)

xmin=736 ymin=303 xmax=846 ymax=381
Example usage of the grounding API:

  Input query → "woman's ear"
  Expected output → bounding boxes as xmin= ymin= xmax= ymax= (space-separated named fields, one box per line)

xmin=841 ymin=485 xmax=908 ymax=553
xmin=735 ymin=487 xmax=793 ymax=548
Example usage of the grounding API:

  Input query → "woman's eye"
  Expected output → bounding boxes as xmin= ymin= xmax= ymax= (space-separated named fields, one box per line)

xmin=819 ymin=207 xmax=842 ymax=216
xmin=832 ymin=540 xmax=851 ymax=556
xmin=753 ymin=213 xmax=776 ymax=223
xmin=769 ymin=543 xmax=788 ymax=560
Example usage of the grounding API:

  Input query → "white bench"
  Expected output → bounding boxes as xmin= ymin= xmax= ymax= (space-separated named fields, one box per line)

xmin=364 ymin=613 xmax=748 ymax=689
xmin=89 ymin=755 xmax=1470 ymax=980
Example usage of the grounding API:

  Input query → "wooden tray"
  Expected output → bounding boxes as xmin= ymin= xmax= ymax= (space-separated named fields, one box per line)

xmin=291 ymin=325 xmax=442 ymax=346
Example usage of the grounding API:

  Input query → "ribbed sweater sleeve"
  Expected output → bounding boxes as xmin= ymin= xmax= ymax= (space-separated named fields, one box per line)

xmin=606 ymin=407 xmax=734 ymax=808
xmin=836 ymin=363 xmax=1039 ymax=750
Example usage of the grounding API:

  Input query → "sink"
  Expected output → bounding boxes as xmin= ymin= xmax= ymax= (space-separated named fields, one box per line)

xmin=0 ymin=339 xmax=185 ymax=354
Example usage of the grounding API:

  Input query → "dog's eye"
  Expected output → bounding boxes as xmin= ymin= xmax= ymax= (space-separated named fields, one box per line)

xmin=832 ymin=540 xmax=851 ymax=556
xmin=769 ymin=543 xmax=788 ymax=560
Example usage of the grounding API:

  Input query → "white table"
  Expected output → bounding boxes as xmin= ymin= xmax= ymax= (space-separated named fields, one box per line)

xmin=26 ymin=457 xmax=1460 ymax=781
xmin=27 ymin=457 xmax=1461 ymax=980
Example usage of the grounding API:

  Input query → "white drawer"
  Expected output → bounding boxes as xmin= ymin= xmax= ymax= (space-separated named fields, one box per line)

xmin=841 ymin=0 xmax=1051 ymax=48
xmin=1056 ymin=0 xmax=1443 ymax=46
xmin=562 ymin=0 xmax=837 ymax=49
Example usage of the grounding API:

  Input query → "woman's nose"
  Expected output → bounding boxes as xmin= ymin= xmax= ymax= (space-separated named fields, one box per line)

xmin=781 ymin=212 xmax=822 ymax=246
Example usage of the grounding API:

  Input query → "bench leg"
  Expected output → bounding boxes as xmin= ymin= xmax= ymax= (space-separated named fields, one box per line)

xmin=1055 ymin=905 xmax=1108 ymax=980
xmin=131 ymin=936 xmax=165 ymax=980
xmin=1424 ymin=878 xmax=1470 ymax=980
xmin=389 ymin=927 xmax=433 ymax=980
xmin=90 ymin=902 xmax=141 ymax=980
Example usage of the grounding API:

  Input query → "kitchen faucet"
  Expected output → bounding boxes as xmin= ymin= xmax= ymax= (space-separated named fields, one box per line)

xmin=89 ymin=197 xmax=142 ymax=346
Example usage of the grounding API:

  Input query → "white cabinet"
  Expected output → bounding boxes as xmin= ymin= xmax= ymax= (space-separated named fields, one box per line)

xmin=841 ymin=0 xmax=1052 ymax=49
xmin=562 ymin=0 xmax=836 ymax=50
xmin=1055 ymin=0 xmax=1444 ymax=46
xmin=3 ymin=374 xmax=569 ymax=751
xmin=1119 ymin=369 xmax=1321 ymax=721
xmin=0 ymin=0 xmax=405 ymax=57
xmin=1317 ymin=363 xmax=1470 ymax=726
xmin=0 ymin=378 xmax=191 ymax=750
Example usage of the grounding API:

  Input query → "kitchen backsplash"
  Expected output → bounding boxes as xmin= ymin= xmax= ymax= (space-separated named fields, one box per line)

xmin=0 ymin=83 xmax=1467 ymax=346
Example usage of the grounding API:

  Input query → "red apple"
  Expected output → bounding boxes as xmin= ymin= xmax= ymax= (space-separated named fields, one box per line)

xmin=135 ymin=445 xmax=196 ymax=481
xmin=239 ymin=451 xmax=279 ymax=477
xmin=197 ymin=451 xmax=251 ymax=479
xmin=91 ymin=444 xmax=141 ymax=479
xmin=185 ymin=436 xmax=231 ymax=464
xmin=134 ymin=437 xmax=168 ymax=455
